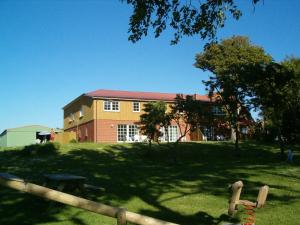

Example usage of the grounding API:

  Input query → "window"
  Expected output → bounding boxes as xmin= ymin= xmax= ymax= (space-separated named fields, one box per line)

xmin=128 ymin=125 xmax=138 ymax=141
xmin=118 ymin=124 xmax=127 ymax=142
xmin=202 ymin=126 xmax=213 ymax=140
xmin=78 ymin=129 xmax=82 ymax=141
xmin=85 ymin=127 xmax=88 ymax=140
xmin=104 ymin=100 xmax=111 ymax=111
xmin=160 ymin=126 xmax=178 ymax=142
xmin=212 ymin=106 xmax=224 ymax=115
xmin=133 ymin=102 xmax=140 ymax=112
xmin=117 ymin=124 xmax=139 ymax=142
xmin=68 ymin=113 xmax=74 ymax=122
xmin=79 ymin=106 xmax=84 ymax=118
xmin=168 ymin=126 xmax=178 ymax=142
xmin=112 ymin=101 xmax=119 ymax=111
xmin=240 ymin=127 xmax=248 ymax=134
xmin=104 ymin=100 xmax=119 ymax=111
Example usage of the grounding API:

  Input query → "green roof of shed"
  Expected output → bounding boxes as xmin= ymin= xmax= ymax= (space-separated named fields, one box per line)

xmin=6 ymin=125 xmax=52 ymax=132
xmin=0 ymin=125 xmax=61 ymax=136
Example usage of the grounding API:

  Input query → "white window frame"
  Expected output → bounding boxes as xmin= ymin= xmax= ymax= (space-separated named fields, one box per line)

xmin=168 ymin=125 xmax=179 ymax=142
xmin=159 ymin=126 xmax=179 ymax=142
xmin=117 ymin=124 xmax=139 ymax=142
xmin=132 ymin=102 xmax=140 ymax=112
xmin=103 ymin=100 xmax=120 ymax=112
xmin=117 ymin=124 xmax=127 ymax=142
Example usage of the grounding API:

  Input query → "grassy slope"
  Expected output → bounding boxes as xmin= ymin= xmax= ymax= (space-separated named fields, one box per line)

xmin=0 ymin=142 xmax=299 ymax=225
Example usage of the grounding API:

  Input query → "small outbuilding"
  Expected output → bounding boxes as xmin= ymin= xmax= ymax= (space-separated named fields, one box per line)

xmin=0 ymin=125 xmax=59 ymax=147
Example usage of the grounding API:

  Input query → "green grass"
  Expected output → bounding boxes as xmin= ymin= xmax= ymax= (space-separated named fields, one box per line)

xmin=0 ymin=141 xmax=299 ymax=225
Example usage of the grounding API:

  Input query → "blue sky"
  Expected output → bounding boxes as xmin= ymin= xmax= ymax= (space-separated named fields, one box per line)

xmin=0 ymin=0 xmax=299 ymax=131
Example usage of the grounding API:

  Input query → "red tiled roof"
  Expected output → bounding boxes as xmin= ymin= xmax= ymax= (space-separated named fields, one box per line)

xmin=86 ymin=89 xmax=210 ymax=102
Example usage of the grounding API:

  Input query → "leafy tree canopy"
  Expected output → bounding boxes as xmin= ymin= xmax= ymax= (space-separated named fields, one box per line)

xmin=170 ymin=94 xmax=204 ymax=143
xmin=254 ymin=57 xmax=300 ymax=146
xmin=194 ymin=36 xmax=272 ymax=150
xmin=140 ymin=101 xmax=170 ymax=146
xmin=123 ymin=0 xmax=260 ymax=44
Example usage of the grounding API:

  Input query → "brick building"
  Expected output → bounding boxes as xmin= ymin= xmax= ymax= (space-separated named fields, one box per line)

xmin=63 ymin=89 xmax=219 ymax=143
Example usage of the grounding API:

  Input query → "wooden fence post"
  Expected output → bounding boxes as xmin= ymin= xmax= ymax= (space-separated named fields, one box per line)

xmin=117 ymin=208 xmax=126 ymax=225
xmin=256 ymin=185 xmax=269 ymax=208
xmin=0 ymin=173 xmax=180 ymax=225
xmin=228 ymin=180 xmax=243 ymax=216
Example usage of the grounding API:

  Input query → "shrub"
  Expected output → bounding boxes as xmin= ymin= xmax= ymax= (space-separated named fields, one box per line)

xmin=22 ymin=142 xmax=60 ymax=156
xmin=69 ymin=139 xmax=78 ymax=143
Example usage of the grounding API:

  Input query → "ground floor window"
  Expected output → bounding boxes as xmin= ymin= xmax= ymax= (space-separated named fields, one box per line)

xmin=202 ymin=126 xmax=213 ymax=140
xmin=160 ymin=125 xmax=179 ymax=142
xmin=117 ymin=124 xmax=139 ymax=142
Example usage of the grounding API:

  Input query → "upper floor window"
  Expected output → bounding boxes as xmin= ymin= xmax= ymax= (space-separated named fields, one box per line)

xmin=104 ymin=100 xmax=120 ymax=111
xmin=79 ymin=106 xmax=84 ymax=118
xmin=133 ymin=102 xmax=140 ymax=112
xmin=68 ymin=113 xmax=75 ymax=122
xmin=212 ymin=106 xmax=224 ymax=115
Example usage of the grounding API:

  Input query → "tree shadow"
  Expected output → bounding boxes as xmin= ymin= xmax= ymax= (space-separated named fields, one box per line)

xmin=0 ymin=142 xmax=299 ymax=225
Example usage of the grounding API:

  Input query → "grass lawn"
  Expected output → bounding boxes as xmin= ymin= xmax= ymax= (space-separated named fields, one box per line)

xmin=0 ymin=141 xmax=299 ymax=225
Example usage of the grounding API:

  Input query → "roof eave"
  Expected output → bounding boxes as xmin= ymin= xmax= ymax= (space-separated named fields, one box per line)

xmin=62 ymin=94 xmax=91 ymax=110
xmin=89 ymin=96 xmax=177 ymax=103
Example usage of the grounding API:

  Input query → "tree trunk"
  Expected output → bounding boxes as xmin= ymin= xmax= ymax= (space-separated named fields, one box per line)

xmin=233 ymin=122 xmax=240 ymax=156
xmin=235 ymin=128 xmax=239 ymax=152
xmin=278 ymin=132 xmax=285 ymax=159
xmin=146 ymin=139 xmax=152 ymax=157
xmin=231 ymin=127 xmax=236 ymax=142
xmin=172 ymin=142 xmax=178 ymax=164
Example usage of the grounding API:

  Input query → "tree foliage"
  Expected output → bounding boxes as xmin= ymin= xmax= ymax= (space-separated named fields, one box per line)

xmin=140 ymin=101 xmax=170 ymax=148
xmin=281 ymin=57 xmax=300 ymax=143
xmin=252 ymin=58 xmax=300 ymax=151
xmin=170 ymin=94 xmax=204 ymax=143
xmin=123 ymin=0 xmax=260 ymax=44
xmin=195 ymin=36 xmax=272 ymax=150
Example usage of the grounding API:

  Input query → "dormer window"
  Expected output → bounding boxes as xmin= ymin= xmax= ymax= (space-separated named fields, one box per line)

xmin=104 ymin=100 xmax=120 ymax=112
xmin=133 ymin=102 xmax=140 ymax=112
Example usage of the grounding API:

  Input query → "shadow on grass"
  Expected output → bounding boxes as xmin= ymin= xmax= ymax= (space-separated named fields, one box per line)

xmin=0 ymin=142 xmax=298 ymax=225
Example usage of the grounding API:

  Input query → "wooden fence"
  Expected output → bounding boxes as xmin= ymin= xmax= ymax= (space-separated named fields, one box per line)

xmin=0 ymin=173 xmax=179 ymax=225
xmin=54 ymin=131 xmax=76 ymax=144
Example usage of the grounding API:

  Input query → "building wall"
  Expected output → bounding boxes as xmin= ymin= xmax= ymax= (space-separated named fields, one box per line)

xmin=93 ymin=119 xmax=193 ymax=143
xmin=94 ymin=99 xmax=173 ymax=121
xmin=190 ymin=128 xmax=205 ymax=141
xmin=65 ymin=120 xmax=95 ymax=142
xmin=54 ymin=131 xmax=77 ymax=144
xmin=94 ymin=119 xmax=140 ymax=143
xmin=0 ymin=133 xmax=7 ymax=147
xmin=0 ymin=125 xmax=53 ymax=147
xmin=64 ymin=95 xmax=94 ymax=130
xmin=63 ymin=97 xmax=199 ymax=143
xmin=95 ymin=99 xmax=144 ymax=121
xmin=7 ymin=131 xmax=36 ymax=147
xmin=92 ymin=100 xmax=176 ymax=143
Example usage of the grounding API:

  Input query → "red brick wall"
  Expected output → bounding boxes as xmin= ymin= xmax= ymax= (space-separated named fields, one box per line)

xmin=170 ymin=120 xmax=192 ymax=142
xmin=66 ymin=119 xmax=194 ymax=143
xmin=94 ymin=119 xmax=192 ymax=143
xmin=94 ymin=119 xmax=140 ymax=143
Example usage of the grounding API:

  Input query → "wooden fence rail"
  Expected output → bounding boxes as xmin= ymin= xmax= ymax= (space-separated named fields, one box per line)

xmin=0 ymin=173 xmax=179 ymax=225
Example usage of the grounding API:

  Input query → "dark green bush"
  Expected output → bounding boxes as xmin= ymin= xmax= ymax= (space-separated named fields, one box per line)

xmin=22 ymin=142 xmax=60 ymax=156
